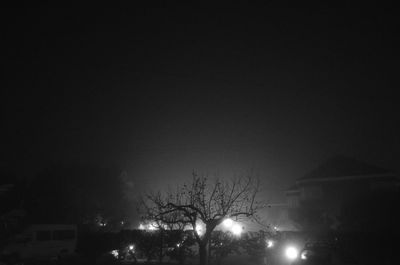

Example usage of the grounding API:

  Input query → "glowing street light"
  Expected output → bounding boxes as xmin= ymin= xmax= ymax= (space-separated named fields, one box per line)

xmin=195 ymin=222 xmax=205 ymax=236
xmin=138 ymin=222 xmax=159 ymax=231
xmin=285 ymin=246 xmax=299 ymax=260
xmin=222 ymin=218 xmax=233 ymax=228
xmin=231 ymin=224 xmax=242 ymax=236
xmin=267 ymin=240 xmax=274 ymax=248
xmin=148 ymin=222 xmax=158 ymax=230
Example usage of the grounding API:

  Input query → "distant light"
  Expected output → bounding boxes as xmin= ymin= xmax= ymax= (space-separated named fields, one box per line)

xmin=129 ymin=245 xmax=134 ymax=251
xmin=285 ymin=246 xmax=299 ymax=260
xmin=176 ymin=243 xmax=181 ymax=248
xmin=222 ymin=218 xmax=233 ymax=228
xmin=231 ymin=224 xmax=242 ymax=236
xmin=195 ymin=222 xmax=205 ymax=236
xmin=139 ymin=221 xmax=161 ymax=231
xmin=273 ymin=226 xmax=278 ymax=230
xmin=148 ymin=222 xmax=158 ymax=230
xmin=195 ymin=225 xmax=203 ymax=235
xmin=267 ymin=240 xmax=274 ymax=248
xmin=110 ymin=250 xmax=119 ymax=258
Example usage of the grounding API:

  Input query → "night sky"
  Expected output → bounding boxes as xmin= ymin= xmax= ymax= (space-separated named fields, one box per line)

xmin=2 ymin=5 xmax=399 ymax=202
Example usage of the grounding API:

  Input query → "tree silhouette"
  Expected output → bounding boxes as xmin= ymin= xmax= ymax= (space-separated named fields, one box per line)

xmin=140 ymin=172 xmax=263 ymax=265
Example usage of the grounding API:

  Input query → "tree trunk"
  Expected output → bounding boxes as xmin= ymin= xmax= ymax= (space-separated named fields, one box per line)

xmin=159 ymin=230 xmax=164 ymax=264
xmin=199 ymin=242 xmax=209 ymax=265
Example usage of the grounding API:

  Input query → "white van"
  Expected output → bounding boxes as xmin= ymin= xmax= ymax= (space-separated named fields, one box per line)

xmin=1 ymin=224 xmax=77 ymax=261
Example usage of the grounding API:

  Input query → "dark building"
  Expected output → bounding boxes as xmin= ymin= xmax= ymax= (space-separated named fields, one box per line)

xmin=285 ymin=156 xmax=400 ymax=232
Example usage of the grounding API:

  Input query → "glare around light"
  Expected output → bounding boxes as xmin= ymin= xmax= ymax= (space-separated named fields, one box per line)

xmin=285 ymin=246 xmax=299 ymax=260
xmin=231 ymin=224 xmax=242 ymax=236
xmin=222 ymin=218 xmax=233 ymax=228
xmin=267 ymin=240 xmax=274 ymax=248
xmin=148 ymin=222 xmax=158 ymax=230
xmin=195 ymin=223 xmax=204 ymax=236
xmin=110 ymin=250 xmax=119 ymax=258
xmin=129 ymin=245 xmax=134 ymax=250
xmin=139 ymin=222 xmax=160 ymax=231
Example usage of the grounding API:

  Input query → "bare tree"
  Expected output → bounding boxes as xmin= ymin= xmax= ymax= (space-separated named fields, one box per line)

xmin=139 ymin=172 xmax=263 ymax=265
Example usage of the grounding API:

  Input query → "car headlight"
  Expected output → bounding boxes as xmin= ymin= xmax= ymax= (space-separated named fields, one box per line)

xmin=285 ymin=246 xmax=299 ymax=260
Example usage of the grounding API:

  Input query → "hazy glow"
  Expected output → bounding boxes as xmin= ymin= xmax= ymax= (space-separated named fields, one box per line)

xmin=110 ymin=250 xmax=119 ymax=258
xmin=195 ymin=222 xmax=205 ymax=236
xmin=139 ymin=222 xmax=159 ymax=231
xmin=183 ymin=224 xmax=193 ymax=231
xmin=285 ymin=246 xmax=299 ymax=260
xmin=231 ymin=224 xmax=242 ymax=236
xmin=267 ymin=240 xmax=274 ymax=248
xmin=148 ymin=222 xmax=158 ymax=230
xmin=222 ymin=218 xmax=233 ymax=228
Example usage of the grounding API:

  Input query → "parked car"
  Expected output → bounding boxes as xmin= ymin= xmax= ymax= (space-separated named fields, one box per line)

xmin=294 ymin=241 xmax=334 ymax=265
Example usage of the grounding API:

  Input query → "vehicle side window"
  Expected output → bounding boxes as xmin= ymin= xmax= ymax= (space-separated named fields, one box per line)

xmin=53 ymin=230 xmax=76 ymax=240
xmin=36 ymin=230 xmax=52 ymax=241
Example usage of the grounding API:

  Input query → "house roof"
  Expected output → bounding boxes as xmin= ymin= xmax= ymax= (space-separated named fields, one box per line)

xmin=299 ymin=155 xmax=393 ymax=182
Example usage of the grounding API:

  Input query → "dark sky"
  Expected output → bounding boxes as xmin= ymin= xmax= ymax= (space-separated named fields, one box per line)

xmin=2 ymin=5 xmax=399 ymax=201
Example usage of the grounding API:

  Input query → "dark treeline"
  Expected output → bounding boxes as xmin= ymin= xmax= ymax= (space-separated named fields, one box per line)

xmin=1 ymin=164 xmax=130 ymax=237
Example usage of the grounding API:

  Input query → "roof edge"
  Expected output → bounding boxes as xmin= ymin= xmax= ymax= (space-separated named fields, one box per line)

xmin=296 ymin=173 xmax=398 ymax=185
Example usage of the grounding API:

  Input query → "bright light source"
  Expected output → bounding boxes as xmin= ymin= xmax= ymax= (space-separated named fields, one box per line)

xmin=110 ymin=250 xmax=119 ymax=258
xmin=285 ymin=246 xmax=299 ymax=260
xmin=195 ymin=224 xmax=204 ymax=235
xmin=301 ymin=251 xmax=307 ymax=260
xmin=267 ymin=240 xmax=274 ymax=248
xmin=148 ymin=222 xmax=158 ymax=230
xmin=129 ymin=245 xmax=134 ymax=251
xmin=231 ymin=224 xmax=242 ymax=236
xmin=222 ymin=218 xmax=233 ymax=228
xmin=195 ymin=221 xmax=206 ymax=236
xmin=139 ymin=222 xmax=160 ymax=231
